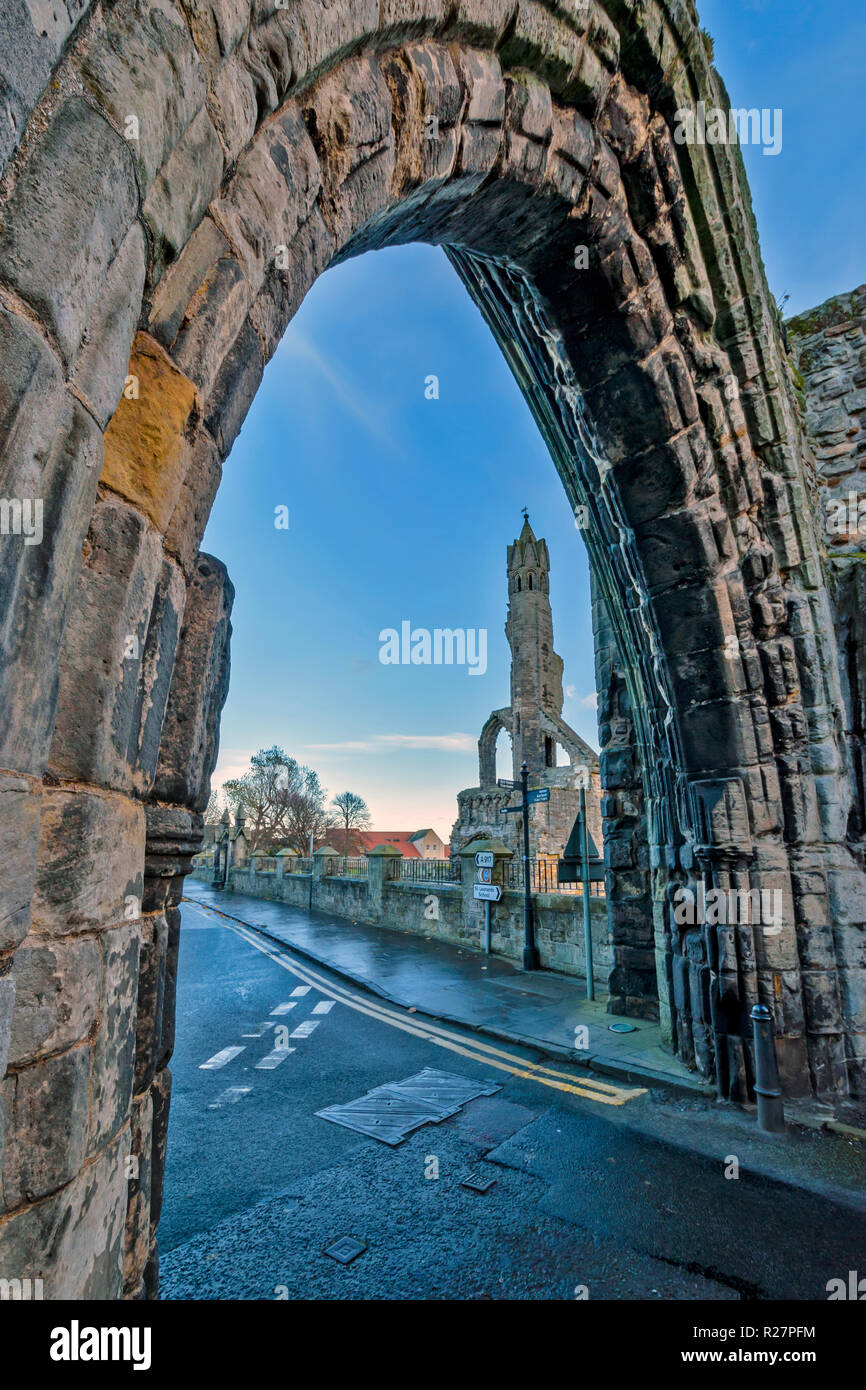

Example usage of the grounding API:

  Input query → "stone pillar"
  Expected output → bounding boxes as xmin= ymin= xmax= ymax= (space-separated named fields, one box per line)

xmin=459 ymin=838 xmax=512 ymax=950
xmin=365 ymin=845 xmax=402 ymax=920
xmin=127 ymin=552 xmax=233 ymax=1299
xmin=591 ymin=569 xmax=657 ymax=1023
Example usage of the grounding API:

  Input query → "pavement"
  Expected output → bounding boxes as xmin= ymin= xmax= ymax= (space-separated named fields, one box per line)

xmin=184 ymin=880 xmax=701 ymax=1092
xmin=183 ymin=881 xmax=866 ymax=1217
xmin=158 ymin=898 xmax=866 ymax=1301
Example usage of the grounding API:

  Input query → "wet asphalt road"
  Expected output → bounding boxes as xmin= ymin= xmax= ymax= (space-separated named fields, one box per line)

xmin=158 ymin=900 xmax=865 ymax=1300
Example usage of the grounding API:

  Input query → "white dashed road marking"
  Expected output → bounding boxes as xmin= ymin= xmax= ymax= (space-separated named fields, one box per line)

xmin=290 ymin=1021 xmax=319 ymax=1039
xmin=290 ymin=986 xmax=311 ymax=997
xmin=312 ymin=1000 xmax=336 ymax=1015
xmin=270 ymin=1002 xmax=297 ymax=1015
xmin=255 ymin=1047 xmax=296 ymax=1070
xmin=208 ymin=1086 xmax=252 ymax=1108
xmin=242 ymin=1022 xmax=275 ymax=1037
xmin=200 ymin=1045 xmax=245 ymax=1070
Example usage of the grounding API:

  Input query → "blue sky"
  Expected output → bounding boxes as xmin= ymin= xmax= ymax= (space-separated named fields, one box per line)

xmin=203 ymin=0 xmax=866 ymax=840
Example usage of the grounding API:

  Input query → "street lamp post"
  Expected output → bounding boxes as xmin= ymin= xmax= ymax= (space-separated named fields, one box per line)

xmin=521 ymin=760 xmax=540 ymax=971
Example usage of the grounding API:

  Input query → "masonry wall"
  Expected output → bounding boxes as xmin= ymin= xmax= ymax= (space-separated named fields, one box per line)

xmin=197 ymin=863 xmax=610 ymax=985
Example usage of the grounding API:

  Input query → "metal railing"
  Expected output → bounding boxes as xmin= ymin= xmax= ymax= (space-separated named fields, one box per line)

xmin=328 ymin=857 xmax=368 ymax=877
xmin=398 ymin=858 xmax=461 ymax=883
xmin=505 ymin=857 xmax=605 ymax=895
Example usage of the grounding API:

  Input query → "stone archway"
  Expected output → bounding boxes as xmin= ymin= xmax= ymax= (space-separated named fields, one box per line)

xmin=0 ymin=0 xmax=862 ymax=1299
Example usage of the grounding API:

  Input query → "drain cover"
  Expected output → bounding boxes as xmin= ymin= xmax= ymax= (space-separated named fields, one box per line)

xmin=317 ymin=1068 xmax=501 ymax=1145
xmin=608 ymin=1021 xmax=637 ymax=1033
xmin=324 ymin=1237 xmax=367 ymax=1265
xmin=460 ymin=1173 xmax=497 ymax=1193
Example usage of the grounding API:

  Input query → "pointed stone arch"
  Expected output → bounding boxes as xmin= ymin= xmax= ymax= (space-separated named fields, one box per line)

xmin=0 ymin=0 xmax=862 ymax=1297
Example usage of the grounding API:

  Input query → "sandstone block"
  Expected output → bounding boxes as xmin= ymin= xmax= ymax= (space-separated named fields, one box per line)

xmin=0 ymin=312 xmax=102 ymax=776
xmin=79 ymin=0 xmax=207 ymax=195
xmin=101 ymin=332 xmax=200 ymax=533
xmin=0 ymin=97 xmax=138 ymax=367
xmin=47 ymin=498 xmax=186 ymax=794
xmin=7 ymin=936 xmax=100 ymax=1067
xmin=164 ymin=433 xmax=222 ymax=578
xmin=73 ymin=222 xmax=148 ymax=429
xmin=123 ymin=1089 xmax=153 ymax=1297
xmin=0 ymin=773 xmax=41 ymax=951
xmin=1 ymin=1046 xmax=90 ymax=1209
xmin=0 ymin=1129 xmax=129 ymax=1297
xmin=89 ymin=922 xmax=141 ymax=1153
xmin=31 ymin=787 xmax=145 ymax=937
xmin=153 ymin=552 xmax=234 ymax=810
xmin=143 ymin=106 xmax=225 ymax=284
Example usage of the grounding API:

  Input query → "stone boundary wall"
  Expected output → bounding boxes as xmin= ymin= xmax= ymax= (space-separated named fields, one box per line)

xmin=193 ymin=854 xmax=610 ymax=984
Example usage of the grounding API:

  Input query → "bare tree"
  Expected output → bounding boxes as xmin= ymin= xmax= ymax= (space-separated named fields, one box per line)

xmin=283 ymin=767 xmax=335 ymax=853
xmin=331 ymin=790 xmax=371 ymax=854
xmin=222 ymin=747 xmax=337 ymax=854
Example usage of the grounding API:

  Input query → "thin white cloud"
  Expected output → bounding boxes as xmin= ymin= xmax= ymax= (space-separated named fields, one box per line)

xmin=306 ymin=732 xmax=476 ymax=754
xmin=579 ymin=692 xmax=598 ymax=709
xmin=279 ymin=330 xmax=401 ymax=457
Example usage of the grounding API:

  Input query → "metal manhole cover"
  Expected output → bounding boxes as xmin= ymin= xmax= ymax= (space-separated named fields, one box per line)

xmin=324 ymin=1237 xmax=367 ymax=1265
xmin=317 ymin=1069 xmax=501 ymax=1145
xmin=460 ymin=1173 xmax=497 ymax=1193
xmin=608 ymin=1021 xmax=637 ymax=1033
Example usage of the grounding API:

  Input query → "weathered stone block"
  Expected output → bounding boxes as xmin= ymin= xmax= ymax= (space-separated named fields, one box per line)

xmin=148 ymin=216 xmax=231 ymax=350
xmin=1 ymin=1046 xmax=90 ymax=1209
xmin=164 ymin=434 xmax=222 ymax=578
xmin=0 ymin=773 xmax=40 ymax=951
xmin=0 ymin=97 xmax=138 ymax=367
xmin=101 ymin=332 xmax=200 ymax=534
xmin=153 ymin=553 xmax=234 ymax=811
xmin=7 ymin=936 xmax=100 ymax=1067
xmin=149 ymin=1065 xmax=172 ymax=1231
xmin=47 ymin=498 xmax=186 ymax=794
xmin=73 ymin=222 xmax=148 ymax=429
xmin=0 ymin=311 xmax=103 ymax=775
xmin=204 ymin=316 xmax=265 ymax=454
xmin=123 ymin=1089 xmax=153 ymax=1297
xmin=31 ymin=787 xmax=145 ymax=937
xmin=143 ymin=107 xmax=225 ymax=283
xmin=0 ymin=976 xmax=15 ymax=1077
xmin=0 ymin=1129 xmax=129 ymax=1297
xmin=159 ymin=907 xmax=181 ymax=1069
xmin=88 ymin=922 xmax=141 ymax=1153
xmin=171 ymin=255 xmax=250 ymax=398
xmin=134 ymin=911 xmax=172 ymax=1095
xmin=211 ymin=100 xmax=321 ymax=297
xmin=79 ymin=0 xmax=207 ymax=194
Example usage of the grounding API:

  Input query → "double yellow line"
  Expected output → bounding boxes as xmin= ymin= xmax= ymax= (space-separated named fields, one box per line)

xmin=183 ymin=898 xmax=646 ymax=1108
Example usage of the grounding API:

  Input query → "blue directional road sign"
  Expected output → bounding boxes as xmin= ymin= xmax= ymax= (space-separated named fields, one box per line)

xmin=526 ymin=788 xmax=550 ymax=805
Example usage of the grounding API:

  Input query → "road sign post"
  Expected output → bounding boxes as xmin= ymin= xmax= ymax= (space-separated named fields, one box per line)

xmin=579 ymin=785 xmax=594 ymax=1000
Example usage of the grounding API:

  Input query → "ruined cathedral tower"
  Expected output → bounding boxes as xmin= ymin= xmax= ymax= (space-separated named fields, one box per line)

xmin=506 ymin=514 xmax=566 ymax=777
xmin=451 ymin=514 xmax=602 ymax=857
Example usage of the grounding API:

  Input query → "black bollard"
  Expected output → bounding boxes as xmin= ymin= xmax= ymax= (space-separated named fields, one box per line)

xmin=750 ymin=1004 xmax=786 ymax=1134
